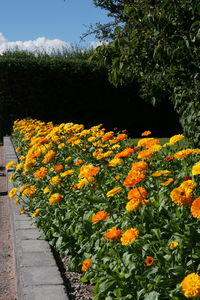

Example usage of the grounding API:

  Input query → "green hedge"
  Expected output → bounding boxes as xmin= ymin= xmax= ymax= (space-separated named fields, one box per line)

xmin=0 ymin=51 xmax=182 ymax=140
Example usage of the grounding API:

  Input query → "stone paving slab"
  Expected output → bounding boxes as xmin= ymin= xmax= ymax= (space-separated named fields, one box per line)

xmin=4 ymin=136 xmax=69 ymax=300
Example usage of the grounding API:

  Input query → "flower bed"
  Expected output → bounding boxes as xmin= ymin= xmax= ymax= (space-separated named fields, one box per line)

xmin=8 ymin=119 xmax=200 ymax=299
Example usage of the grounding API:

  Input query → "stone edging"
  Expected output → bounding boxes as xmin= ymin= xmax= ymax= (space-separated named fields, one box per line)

xmin=4 ymin=137 xmax=69 ymax=300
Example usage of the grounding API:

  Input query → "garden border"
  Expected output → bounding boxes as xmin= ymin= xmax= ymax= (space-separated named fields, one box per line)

xmin=4 ymin=136 xmax=69 ymax=300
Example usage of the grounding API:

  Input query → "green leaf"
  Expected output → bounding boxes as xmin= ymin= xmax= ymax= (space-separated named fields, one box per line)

xmin=144 ymin=291 xmax=160 ymax=300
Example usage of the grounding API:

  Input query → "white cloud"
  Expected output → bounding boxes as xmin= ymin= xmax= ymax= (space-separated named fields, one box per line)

xmin=88 ymin=40 xmax=108 ymax=48
xmin=0 ymin=33 xmax=71 ymax=54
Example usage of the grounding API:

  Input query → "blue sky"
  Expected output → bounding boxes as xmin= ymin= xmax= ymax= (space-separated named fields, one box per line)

xmin=0 ymin=0 xmax=112 ymax=53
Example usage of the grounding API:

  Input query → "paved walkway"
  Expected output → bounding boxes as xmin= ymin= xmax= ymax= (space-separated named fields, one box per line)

xmin=0 ymin=146 xmax=17 ymax=300
xmin=3 ymin=137 xmax=69 ymax=300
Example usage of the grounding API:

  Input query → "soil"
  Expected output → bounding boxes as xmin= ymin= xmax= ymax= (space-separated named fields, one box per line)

xmin=0 ymin=146 xmax=17 ymax=300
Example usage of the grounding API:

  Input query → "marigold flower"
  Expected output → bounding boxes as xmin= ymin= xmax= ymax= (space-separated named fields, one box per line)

xmin=148 ymin=144 xmax=162 ymax=153
xmin=131 ymin=161 xmax=148 ymax=171
xmin=141 ymin=130 xmax=151 ymax=136
xmin=34 ymin=167 xmax=48 ymax=179
xmin=81 ymin=259 xmax=92 ymax=272
xmin=79 ymin=164 xmax=100 ymax=178
xmin=123 ymin=170 xmax=146 ymax=187
xmin=180 ymin=180 xmax=197 ymax=190
xmin=181 ymin=273 xmax=200 ymax=298
xmin=9 ymin=174 xmax=14 ymax=182
xmin=20 ymin=206 xmax=25 ymax=214
xmin=6 ymin=161 xmax=17 ymax=169
xmin=169 ymin=134 xmax=185 ymax=145
xmin=106 ymin=187 xmax=122 ymax=197
xmin=126 ymin=199 xmax=141 ymax=212
xmin=169 ymin=241 xmax=179 ymax=250
xmin=73 ymin=177 xmax=95 ymax=189
xmin=9 ymin=188 xmax=18 ymax=198
xmin=192 ymin=162 xmax=200 ymax=175
xmin=13 ymin=198 xmax=19 ymax=205
xmin=137 ymin=150 xmax=153 ymax=159
xmin=161 ymin=178 xmax=174 ymax=186
xmin=22 ymin=185 xmax=37 ymax=197
xmin=165 ymin=156 xmax=173 ymax=162
xmin=102 ymin=131 xmax=114 ymax=142
xmin=128 ymin=187 xmax=148 ymax=201
xmin=115 ymin=148 xmax=135 ymax=158
xmin=92 ymin=211 xmax=110 ymax=223
xmin=174 ymin=149 xmax=193 ymax=159
xmin=58 ymin=143 xmax=65 ymax=149
xmin=60 ymin=170 xmax=74 ymax=177
xmin=145 ymin=139 xmax=160 ymax=149
xmin=54 ymin=164 xmax=64 ymax=172
xmin=32 ymin=208 xmax=40 ymax=218
xmin=152 ymin=170 xmax=171 ymax=177
xmin=108 ymin=158 xmax=123 ymax=167
xmin=145 ymin=256 xmax=154 ymax=266
xmin=43 ymin=187 xmax=51 ymax=194
xmin=104 ymin=227 xmax=122 ymax=240
xmin=75 ymin=159 xmax=83 ymax=166
xmin=50 ymin=176 xmax=61 ymax=186
xmin=137 ymin=138 xmax=153 ymax=147
xmin=120 ymin=228 xmax=139 ymax=245
xmin=49 ymin=193 xmax=62 ymax=205
xmin=43 ymin=150 xmax=56 ymax=163
xmin=170 ymin=186 xmax=194 ymax=207
xmin=191 ymin=198 xmax=200 ymax=219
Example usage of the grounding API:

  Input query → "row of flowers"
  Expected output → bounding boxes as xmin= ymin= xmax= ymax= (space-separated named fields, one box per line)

xmin=8 ymin=119 xmax=200 ymax=299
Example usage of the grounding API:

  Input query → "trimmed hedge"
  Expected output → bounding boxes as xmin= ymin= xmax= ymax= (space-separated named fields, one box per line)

xmin=0 ymin=51 xmax=182 ymax=140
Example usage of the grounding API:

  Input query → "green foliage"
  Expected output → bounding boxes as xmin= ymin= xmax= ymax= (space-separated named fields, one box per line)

xmin=10 ymin=118 xmax=200 ymax=300
xmin=92 ymin=0 xmax=200 ymax=147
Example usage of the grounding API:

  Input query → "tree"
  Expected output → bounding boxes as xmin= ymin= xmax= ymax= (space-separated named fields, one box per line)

xmin=91 ymin=0 xmax=200 ymax=146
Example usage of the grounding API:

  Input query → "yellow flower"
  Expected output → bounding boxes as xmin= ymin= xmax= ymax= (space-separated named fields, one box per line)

xmin=169 ymin=134 xmax=185 ymax=145
xmin=181 ymin=273 xmax=200 ymax=298
xmin=58 ymin=143 xmax=65 ymax=149
xmin=49 ymin=193 xmax=62 ymax=205
xmin=9 ymin=174 xmax=14 ymax=182
xmin=152 ymin=170 xmax=171 ymax=177
xmin=170 ymin=186 xmax=194 ymax=207
xmin=126 ymin=199 xmax=141 ymax=212
xmin=6 ymin=161 xmax=17 ymax=169
xmin=13 ymin=198 xmax=19 ymax=205
xmin=50 ymin=176 xmax=61 ymax=186
xmin=106 ymin=187 xmax=122 ymax=197
xmin=22 ymin=185 xmax=37 ymax=197
xmin=169 ymin=241 xmax=179 ymax=250
xmin=9 ymin=188 xmax=18 ymax=198
xmin=108 ymin=158 xmax=123 ymax=167
xmin=120 ymin=228 xmax=139 ymax=245
xmin=60 ymin=170 xmax=74 ymax=177
xmin=32 ymin=208 xmax=40 ymax=218
xmin=15 ymin=163 xmax=24 ymax=171
xmin=43 ymin=187 xmax=51 ymax=194
xmin=20 ymin=206 xmax=25 ymax=214
xmin=192 ymin=162 xmax=200 ymax=175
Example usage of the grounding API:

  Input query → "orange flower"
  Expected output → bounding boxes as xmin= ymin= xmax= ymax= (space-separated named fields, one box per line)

xmin=137 ymin=150 xmax=153 ymax=159
xmin=128 ymin=187 xmax=148 ymax=201
xmin=20 ymin=206 xmax=25 ymax=214
xmin=34 ymin=167 xmax=48 ymax=179
xmin=82 ymin=259 xmax=92 ymax=272
xmin=141 ymin=130 xmax=151 ymax=136
xmin=161 ymin=178 xmax=174 ymax=186
xmin=145 ymin=139 xmax=160 ymax=149
xmin=43 ymin=150 xmax=56 ymax=163
xmin=79 ymin=164 xmax=100 ymax=178
xmin=126 ymin=199 xmax=141 ymax=212
xmin=102 ymin=131 xmax=114 ymax=142
xmin=54 ymin=164 xmax=64 ymax=172
xmin=181 ymin=273 xmax=200 ymax=298
xmin=92 ymin=211 xmax=110 ymax=223
xmin=131 ymin=161 xmax=148 ymax=172
xmin=170 ymin=186 xmax=194 ymax=207
xmin=191 ymin=197 xmax=200 ymax=219
xmin=145 ymin=256 xmax=154 ymax=266
xmin=104 ymin=227 xmax=122 ymax=240
xmin=120 ymin=228 xmax=139 ymax=245
xmin=165 ymin=156 xmax=173 ymax=162
xmin=123 ymin=171 xmax=146 ymax=187
xmin=75 ymin=159 xmax=83 ymax=166
xmin=115 ymin=148 xmax=135 ymax=158
xmin=49 ymin=193 xmax=62 ymax=205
